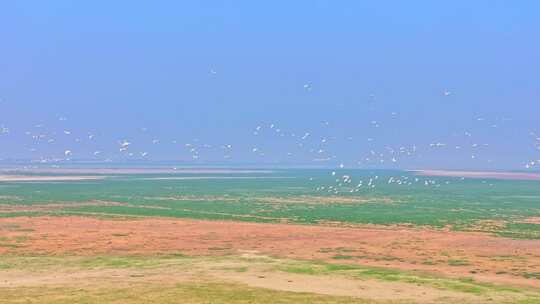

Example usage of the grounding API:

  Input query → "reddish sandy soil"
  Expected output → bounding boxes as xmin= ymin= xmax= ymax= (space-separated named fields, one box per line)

xmin=414 ymin=170 xmax=540 ymax=181
xmin=1 ymin=216 xmax=539 ymax=289
xmin=523 ymin=217 xmax=540 ymax=224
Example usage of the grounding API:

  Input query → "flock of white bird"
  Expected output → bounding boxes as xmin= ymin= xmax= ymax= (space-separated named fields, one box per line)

xmin=1 ymin=84 xmax=539 ymax=193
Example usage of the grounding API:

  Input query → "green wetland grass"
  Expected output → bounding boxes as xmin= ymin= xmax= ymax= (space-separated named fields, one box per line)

xmin=0 ymin=169 xmax=539 ymax=238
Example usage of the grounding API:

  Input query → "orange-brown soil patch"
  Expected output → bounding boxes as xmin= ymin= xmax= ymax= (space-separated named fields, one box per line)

xmin=522 ymin=217 xmax=540 ymax=224
xmin=1 ymin=216 xmax=539 ymax=289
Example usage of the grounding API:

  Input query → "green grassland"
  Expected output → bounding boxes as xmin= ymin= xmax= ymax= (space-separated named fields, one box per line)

xmin=1 ymin=254 xmax=539 ymax=304
xmin=0 ymin=283 xmax=380 ymax=304
xmin=0 ymin=169 xmax=539 ymax=238
xmin=1 ymin=168 xmax=540 ymax=304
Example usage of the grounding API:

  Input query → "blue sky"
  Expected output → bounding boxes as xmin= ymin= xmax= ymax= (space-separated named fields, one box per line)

xmin=1 ymin=1 xmax=539 ymax=169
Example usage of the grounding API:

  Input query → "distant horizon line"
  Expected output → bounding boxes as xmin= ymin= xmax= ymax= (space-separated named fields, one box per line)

xmin=0 ymin=159 xmax=537 ymax=173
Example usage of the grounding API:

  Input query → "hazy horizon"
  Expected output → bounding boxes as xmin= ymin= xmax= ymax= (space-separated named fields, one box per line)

xmin=1 ymin=1 xmax=539 ymax=170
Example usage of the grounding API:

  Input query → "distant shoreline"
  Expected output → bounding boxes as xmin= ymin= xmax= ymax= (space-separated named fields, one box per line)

xmin=413 ymin=170 xmax=540 ymax=181
xmin=0 ymin=175 xmax=105 ymax=182
xmin=0 ymin=168 xmax=274 ymax=175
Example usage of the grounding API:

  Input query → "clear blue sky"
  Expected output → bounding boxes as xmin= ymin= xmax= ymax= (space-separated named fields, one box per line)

xmin=1 ymin=1 xmax=539 ymax=169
